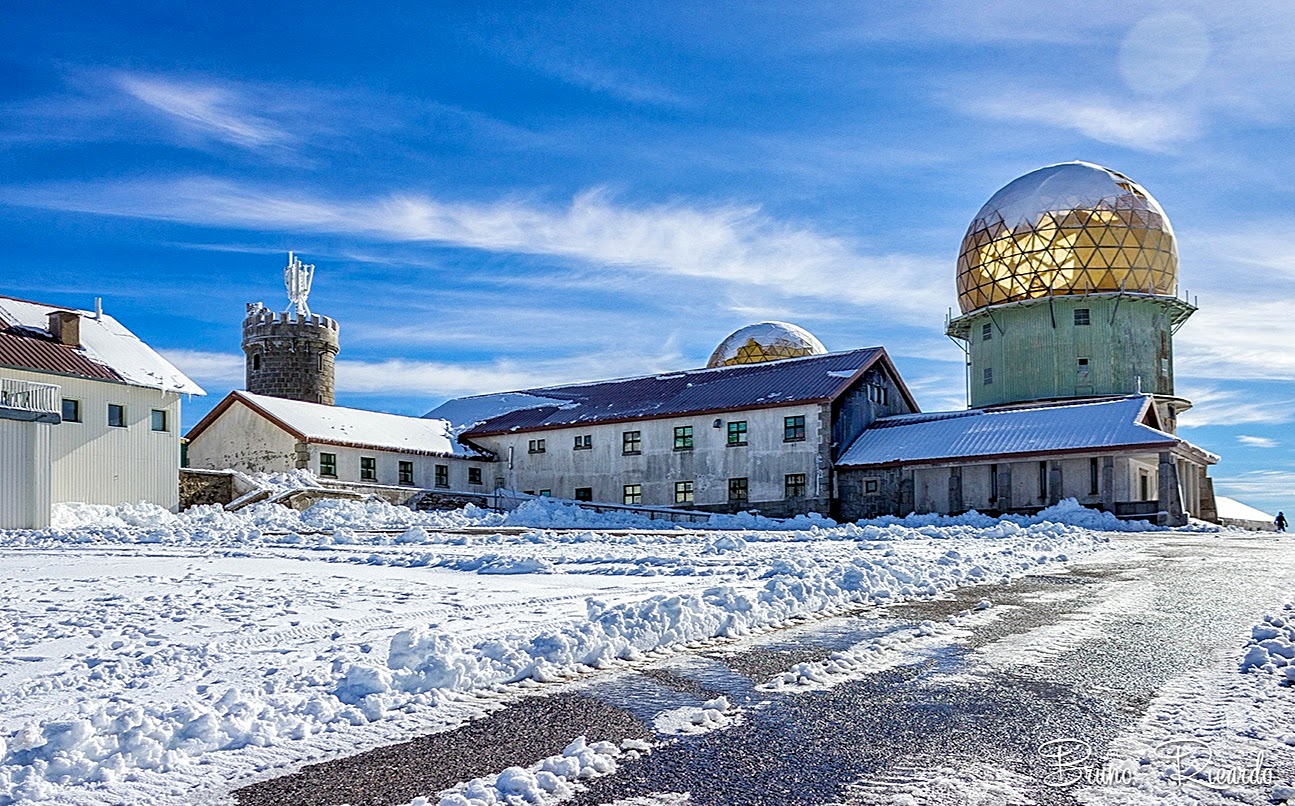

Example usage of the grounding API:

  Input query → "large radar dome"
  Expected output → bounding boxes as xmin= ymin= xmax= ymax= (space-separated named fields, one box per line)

xmin=956 ymin=161 xmax=1178 ymax=314
xmin=707 ymin=322 xmax=827 ymax=368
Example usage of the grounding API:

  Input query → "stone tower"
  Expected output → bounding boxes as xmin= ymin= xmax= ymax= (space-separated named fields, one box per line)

xmin=242 ymin=253 xmax=340 ymax=405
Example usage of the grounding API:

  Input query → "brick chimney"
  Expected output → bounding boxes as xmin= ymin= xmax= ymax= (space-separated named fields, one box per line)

xmin=47 ymin=310 xmax=81 ymax=347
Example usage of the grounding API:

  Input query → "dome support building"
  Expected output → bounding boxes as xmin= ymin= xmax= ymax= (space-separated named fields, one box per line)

xmin=945 ymin=162 xmax=1196 ymax=432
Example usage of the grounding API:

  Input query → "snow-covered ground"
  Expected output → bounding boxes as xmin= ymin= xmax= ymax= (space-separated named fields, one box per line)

xmin=0 ymin=494 xmax=1165 ymax=804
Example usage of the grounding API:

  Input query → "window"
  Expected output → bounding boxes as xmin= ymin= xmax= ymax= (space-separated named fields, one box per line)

xmin=468 ymin=467 xmax=483 ymax=485
xmin=360 ymin=457 xmax=377 ymax=481
xmin=319 ymin=453 xmax=337 ymax=478
xmin=1077 ymin=357 xmax=1090 ymax=381
xmin=867 ymin=384 xmax=889 ymax=405
xmin=1074 ymin=308 xmax=1091 ymax=326
xmin=982 ymin=322 xmax=993 ymax=341
xmin=1160 ymin=357 xmax=1170 ymax=377
xmin=539 ymin=489 xmax=552 ymax=497
xmin=785 ymin=473 xmax=807 ymax=498
xmin=150 ymin=409 xmax=169 ymax=432
xmin=990 ymin=463 xmax=999 ymax=501
xmin=675 ymin=480 xmax=694 ymax=505
xmin=573 ymin=434 xmax=592 ymax=450
xmin=622 ymin=431 xmax=641 ymax=455
xmin=399 ymin=461 xmax=415 ymax=485
xmin=623 ymin=484 xmax=642 ymax=505
xmin=983 ymin=367 xmax=993 ymax=385
xmin=61 ymin=398 xmax=81 ymax=423
xmin=252 ymin=353 xmax=261 ymax=370
xmin=784 ymin=415 xmax=806 ymax=442
xmin=107 ymin=404 xmax=126 ymax=428
xmin=727 ymin=421 xmax=747 ymax=446
xmin=728 ymin=477 xmax=749 ymax=501
xmin=1140 ymin=472 xmax=1150 ymax=501
xmin=864 ymin=478 xmax=880 ymax=495
xmin=1089 ymin=458 xmax=1099 ymax=496
xmin=575 ymin=487 xmax=593 ymax=502
xmin=528 ymin=439 xmax=546 ymax=454
xmin=435 ymin=464 xmax=449 ymax=487
xmin=674 ymin=425 xmax=693 ymax=450
xmin=1038 ymin=461 xmax=1048 ymax=499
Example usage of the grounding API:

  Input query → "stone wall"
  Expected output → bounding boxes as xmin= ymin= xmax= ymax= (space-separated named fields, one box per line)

xmin=179 ymin=469 xmax=236 ymax=509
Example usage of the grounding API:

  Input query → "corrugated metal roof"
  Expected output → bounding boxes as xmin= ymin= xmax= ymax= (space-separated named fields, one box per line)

xmin=0 ymin=295 xmax=203 ymax=394
xmin=450 ymin=348 xmax=885 ymax=436
xmin=0 ymin=329 xmax=122 ymax=383
xmin=838 ymin=396 xmax=1183 ymax=467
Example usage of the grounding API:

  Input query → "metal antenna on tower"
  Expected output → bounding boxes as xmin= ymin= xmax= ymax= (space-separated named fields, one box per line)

xmin=284 ymin=251 xmax=315 ymax=316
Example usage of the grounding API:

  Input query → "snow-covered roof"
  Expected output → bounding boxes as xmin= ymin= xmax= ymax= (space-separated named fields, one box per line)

xmin=837 ymin=396 xmax=1213 ymax=467
xmin=0 ymin=295 xmax=204 ymax=394
xmin=1214 ymin=495 xmax=1274 ymax=524
xmin=193 ymin=391 xmax=487 ymax=458
xmin=430 ymin=348 xmax=917 ymax=437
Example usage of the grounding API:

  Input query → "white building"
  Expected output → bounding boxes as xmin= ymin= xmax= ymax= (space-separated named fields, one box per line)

xmin=186 ymin=390 xmax=493 ymax=491
xmin=0 ymin=294 xmax=204 ymax=527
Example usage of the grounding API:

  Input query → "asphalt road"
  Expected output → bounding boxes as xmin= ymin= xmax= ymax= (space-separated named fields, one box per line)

xmin=236 ymin=532 xmax=1295 ymax=806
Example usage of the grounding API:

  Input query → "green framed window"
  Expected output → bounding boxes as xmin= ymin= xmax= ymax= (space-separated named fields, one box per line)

xmin=783 ymin=415 xmax=805 ymax=442
xmin=674 ymin=425 xmax=693 ymax=450
xmin=726 ymin=421 xmax=747 ymax=446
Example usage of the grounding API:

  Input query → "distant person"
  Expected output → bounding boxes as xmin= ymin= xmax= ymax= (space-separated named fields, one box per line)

xmin=1277 ymin=512 xmax=1288 ymax=532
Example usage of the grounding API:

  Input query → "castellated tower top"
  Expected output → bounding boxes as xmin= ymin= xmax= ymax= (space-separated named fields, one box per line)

xmin=242 ymin=253 xmax=340 ymax=405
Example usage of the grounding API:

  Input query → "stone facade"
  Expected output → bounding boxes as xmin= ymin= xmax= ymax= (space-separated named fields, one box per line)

xmin=242 ymin=303 xmax=340 ymax=405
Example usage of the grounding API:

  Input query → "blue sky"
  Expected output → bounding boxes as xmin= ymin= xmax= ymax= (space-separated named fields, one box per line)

xmin=2 ymin=2 xmax=1293 ymax=512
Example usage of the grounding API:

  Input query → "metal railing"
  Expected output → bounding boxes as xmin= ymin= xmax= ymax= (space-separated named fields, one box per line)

xmin=0 ymin=377 xmax=60 ymax=415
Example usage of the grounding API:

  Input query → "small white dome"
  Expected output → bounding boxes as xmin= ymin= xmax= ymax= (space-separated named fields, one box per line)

xmin=707 ymin=322 xmax=827 ymax=368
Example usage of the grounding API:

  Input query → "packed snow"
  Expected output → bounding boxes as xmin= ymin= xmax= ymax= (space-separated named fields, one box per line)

xmin=1241 ymin=601 xmax=1295 ymax=685
xmin=0 ymin=494 xmax=1145 ymax=803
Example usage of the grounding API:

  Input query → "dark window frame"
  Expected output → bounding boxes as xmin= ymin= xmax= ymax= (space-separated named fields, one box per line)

xmin=574 ymin=487 xmax=593 ymax=502
xmin=1074 ymin=308 xmax=1091 ymax=326
xmin=623 ymin=483 xmax=642 ymax=505
xmin=622 ymin=430 xmax=642 ymax=455
xmin=728 ymin=477 xmax=749 ymax=501
xmin=61 ymin=398 xmax=81 ymax=423
xmin=673 ymin=425 xmax=693 ymax=451
xmin=982 ymin=322 xmax=993 ymax=341
xmin=319 ymin=452 xmax=338 ymax=478
xmin=1038 ymin=461 xmax=1048 ymax=499
xmin=726 ymin=421 xmax=748 ymax=446
xmin=528 ymin=438 xmax=546 ymax=454
xmin=783 ymin=415 xmax=806 ymax=442
xmin=674 ymin=480 xmax=694 ymax=504
xmin=864 ymin=478 xmax=880 ymax=495
xmin=1089 ymin=457 xmax=1100 ymax=496
xmin=360 ymin=456 xmax=377 ymax=481
xmin=983 ymin=367 xmax=993 ymax=385
xmin=468 ymin=467 xmax=483 ymax=485
xmin=399 ymin=461 xmax=415 ymax=485
xmin=434 ymin=464 xmax=449 ymax=488
xmin=573 ymin=434 xmax=592 ymax=450
xmin=107 ymin=403 xmax=127 ymax=428
xmin=785 ymin=473 xmax=807 ymax=498
xmin=150 ymin=409 xmax=169 ymax=432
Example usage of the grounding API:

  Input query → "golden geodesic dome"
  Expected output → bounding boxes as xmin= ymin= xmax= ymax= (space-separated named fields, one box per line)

xmin=956 ymin=162 xmax=1178 ymax=314
xmin=707 ymin=322 xmax=827 ymax=368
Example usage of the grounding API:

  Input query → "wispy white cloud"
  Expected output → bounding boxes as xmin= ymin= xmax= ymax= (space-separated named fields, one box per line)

xmin=1238 ymin=435 xmax=1278 ymax=448
xmin=117 ymin=74 xmax=291 ymax=148
xmin=1175 ymin=385 xmax=1294 ymax=428
xmin=164 ymin=347 xmax=688 ymax=403
xmin=0 ymin=178 xmax=952 ymax=324
xmin=540 ymin=60 xmax=691 ymax=108
xmin=1213 ymin=468 xmax=1293 ymax=513
xmin=959 ymin=93 xmax=1195 ymax=152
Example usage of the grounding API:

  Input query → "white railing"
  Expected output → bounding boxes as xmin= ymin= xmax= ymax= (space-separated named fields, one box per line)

xmin=0 ymin=377 xmax=60 ymax=415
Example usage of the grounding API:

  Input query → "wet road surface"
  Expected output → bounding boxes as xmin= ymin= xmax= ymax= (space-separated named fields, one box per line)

xmin=235 ymin=532 xmax=1295 ymax=805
